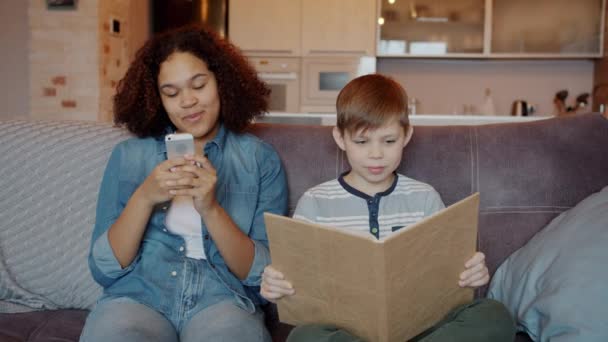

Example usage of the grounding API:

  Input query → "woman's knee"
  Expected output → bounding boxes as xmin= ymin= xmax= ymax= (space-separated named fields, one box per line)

xmin=181 ymin=301 xmax=270 ymax=342
xmin=80 ymin=298 xmax=177 ymax=342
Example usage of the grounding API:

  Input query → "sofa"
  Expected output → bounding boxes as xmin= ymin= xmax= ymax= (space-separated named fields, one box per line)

xmin=1 ymin=113 xmax=607 ymax=342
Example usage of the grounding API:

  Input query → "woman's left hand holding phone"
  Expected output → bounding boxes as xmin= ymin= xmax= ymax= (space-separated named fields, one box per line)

xmin=108 ymin=157 xmax=196 ymax=269
xmin=138 ymin=157 xmax=197 ymax=207
xmin=168 ymin=154 xmax=218 ymax=215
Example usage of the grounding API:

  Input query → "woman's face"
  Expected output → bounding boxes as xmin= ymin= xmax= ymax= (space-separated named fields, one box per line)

xmin=158 ymin=51 xmax=221 ymax=145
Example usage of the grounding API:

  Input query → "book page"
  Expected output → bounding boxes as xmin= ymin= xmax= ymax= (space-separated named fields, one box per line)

xmin=264 ymin=193 xmax=479 ymax=342
xmin=382 ymin=193 xmax=479 ymax=341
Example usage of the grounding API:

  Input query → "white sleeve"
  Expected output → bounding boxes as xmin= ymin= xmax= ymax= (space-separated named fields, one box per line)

xmin=292 ymin=191 xmax=320 ymax=223
xmin=424 ymin=188 xmax=446 ymax=216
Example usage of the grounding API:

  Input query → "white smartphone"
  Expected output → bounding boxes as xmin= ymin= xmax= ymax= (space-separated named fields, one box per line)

xmin=165 ymin=133 xmax=195 ymax=160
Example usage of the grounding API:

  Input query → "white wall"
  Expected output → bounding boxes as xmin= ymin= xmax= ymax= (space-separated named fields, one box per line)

xmin=0 ymin=1 xmax=29 ymax=119
xmin=378 ymin=58 xmax=595 ymax=116
xmin=29 ymin=0 xmax=100 ymax=121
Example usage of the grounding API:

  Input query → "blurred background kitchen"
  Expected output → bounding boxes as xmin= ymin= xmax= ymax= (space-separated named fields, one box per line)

xmin=2 ymin=0 xmax=607 ymax=124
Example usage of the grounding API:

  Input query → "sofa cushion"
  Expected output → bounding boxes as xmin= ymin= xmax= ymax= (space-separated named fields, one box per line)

xmin=0 ymin=310 xmax=88 ymax=342
xmin=0 ymin=121 xmax=131 ymax=311
xmin=488 ymin=186 xmax=608 ymax=342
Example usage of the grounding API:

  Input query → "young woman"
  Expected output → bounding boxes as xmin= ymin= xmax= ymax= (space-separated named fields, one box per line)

xmin=81 ymin=25 xmax=287 ymax=342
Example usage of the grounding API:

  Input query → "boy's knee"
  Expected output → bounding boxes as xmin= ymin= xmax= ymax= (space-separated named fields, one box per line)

xmin=287 ymin=324 xmax=364 ymax=342
xmin=466 ymin=299 xmax=516 ymax=341
xmin=469 ymin=298 xmax=513 ymax=321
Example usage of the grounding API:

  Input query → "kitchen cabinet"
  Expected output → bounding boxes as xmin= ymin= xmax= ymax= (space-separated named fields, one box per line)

xmin=378 ymin=0 xmax=605 ymax=58
xmin=593 ymin=0 xmax=608 ymax=111
xmin=229 ymin=0 xmax=376 ymax=57
xmin=378 ymin=0 xmax=486 ymax=56
xmin=492 ymin=0 xmax=603 ymax=56
xmin=302 ymin=0 xmax=377 ymax=56
xmin=228 ymin=0 xmax=301 ymax=56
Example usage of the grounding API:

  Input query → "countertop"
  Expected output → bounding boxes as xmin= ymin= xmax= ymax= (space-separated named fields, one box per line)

xmin=256 ymin=112 xmax=551 ymax=126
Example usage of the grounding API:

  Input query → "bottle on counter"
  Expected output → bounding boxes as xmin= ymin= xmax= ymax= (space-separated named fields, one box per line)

xmin=408 ymin=97 xmax=419 ymax=115
xmin=479 ymin=88 xmax=496 ymax=116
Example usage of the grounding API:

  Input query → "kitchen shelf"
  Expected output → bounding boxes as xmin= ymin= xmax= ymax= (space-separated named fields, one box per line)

xmin=377 ymin=0 xmax=606 ymax=59
xmin=378 ymin=53 xmax=604 ymax=59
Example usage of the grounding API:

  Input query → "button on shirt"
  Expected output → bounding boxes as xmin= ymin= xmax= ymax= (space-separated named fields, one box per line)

xmin=88 ymin=124 xmax=288 ymax=316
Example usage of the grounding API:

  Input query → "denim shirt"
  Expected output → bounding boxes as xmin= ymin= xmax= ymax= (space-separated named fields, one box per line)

xmin=88 ymin=124 xmax=288 ymax=315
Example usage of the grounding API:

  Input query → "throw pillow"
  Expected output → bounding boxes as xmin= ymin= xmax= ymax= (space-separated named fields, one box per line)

xmin=0 ymin=121 xmax=131 ymax=312
xmin=487 ymin=186 xmax=608 ymax=342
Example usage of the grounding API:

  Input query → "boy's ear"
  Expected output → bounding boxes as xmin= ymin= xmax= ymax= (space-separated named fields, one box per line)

xmin=332 ymin=126 xmax=346 ymax=151
xmin=402 ymin=125 xmax=414 ymax=147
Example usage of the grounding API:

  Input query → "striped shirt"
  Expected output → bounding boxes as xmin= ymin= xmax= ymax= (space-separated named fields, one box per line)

xmin=293 ymin=173 xmax=445 ymax=239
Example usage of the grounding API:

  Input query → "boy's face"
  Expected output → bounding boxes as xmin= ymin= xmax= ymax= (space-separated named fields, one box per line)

xmin=333 ymin=119 xmax=413 ymax=195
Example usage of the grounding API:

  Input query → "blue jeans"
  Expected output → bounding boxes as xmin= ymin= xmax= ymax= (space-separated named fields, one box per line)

xmin=80 ymin=297 xmax=271 ymax=342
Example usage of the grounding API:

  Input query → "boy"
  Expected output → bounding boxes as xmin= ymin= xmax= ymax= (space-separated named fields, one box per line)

xmin=261 ymin=74 xmax=515 ymax=342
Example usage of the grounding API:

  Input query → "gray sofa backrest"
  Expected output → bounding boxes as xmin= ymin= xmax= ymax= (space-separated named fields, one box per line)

xmin=0 ymin=114 xmax=606 ymax=311
xmin=0 ymin=120 xmax=132 ymax=311
xmin=248 ymin=114 xmax=608 ymax=278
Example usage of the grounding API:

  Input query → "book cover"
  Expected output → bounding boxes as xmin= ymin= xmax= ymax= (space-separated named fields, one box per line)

xmin=264 ymin=192 xmax=479 ymax=342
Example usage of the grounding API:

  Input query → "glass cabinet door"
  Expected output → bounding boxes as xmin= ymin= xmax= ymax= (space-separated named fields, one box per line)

xmin=377 ymin=0 xmax=486 ymax=56
xmin=491 ymin=0 xmax=603 ymax=56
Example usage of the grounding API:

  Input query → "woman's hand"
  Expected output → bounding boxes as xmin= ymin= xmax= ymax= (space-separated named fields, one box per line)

xmin=167 ymin=154 xmax=218 ymax=215
xmin=458 ymin=252 xmax=490 ymax=288
xmin=137 ymin=158 xmax=193 ymax=206
xmin=261 ymin=265 xmax=295 ymax=303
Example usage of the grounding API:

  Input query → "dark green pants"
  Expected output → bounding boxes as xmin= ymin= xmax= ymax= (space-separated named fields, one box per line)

xmin=286 ymin=299 xmax=515 ymax=342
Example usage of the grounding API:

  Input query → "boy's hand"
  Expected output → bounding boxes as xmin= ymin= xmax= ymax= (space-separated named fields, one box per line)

xmin=260 ymin=265 xmax=295 ymax=303
xmin=458 ymin=252 xmax=489 ymax=288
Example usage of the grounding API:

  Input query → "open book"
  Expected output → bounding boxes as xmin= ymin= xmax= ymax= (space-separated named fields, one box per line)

xmin=264 ymin=193 xmax=480 ymax=342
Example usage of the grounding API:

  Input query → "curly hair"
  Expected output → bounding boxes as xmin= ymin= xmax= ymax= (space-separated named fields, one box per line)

xmin=114 ymin=25 xmax=269 ymax=137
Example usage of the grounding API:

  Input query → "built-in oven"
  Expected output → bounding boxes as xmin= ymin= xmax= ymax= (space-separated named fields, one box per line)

xmin=249 ymin=57 xmax=300 ymax=113
xmin=300 ymin=56 xmax=376 ymax=113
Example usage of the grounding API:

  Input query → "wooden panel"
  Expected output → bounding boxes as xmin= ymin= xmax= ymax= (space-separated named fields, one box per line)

xmin=229 ymin=0 xmax=301 ymax=56
xmin=302 ymin=0 xmax=376 ymax=56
